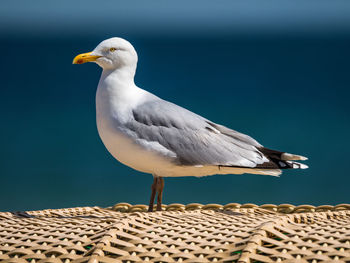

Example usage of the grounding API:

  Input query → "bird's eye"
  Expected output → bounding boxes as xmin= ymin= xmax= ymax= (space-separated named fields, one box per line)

xmin=109 ymin=47 xmax=117 ymax=52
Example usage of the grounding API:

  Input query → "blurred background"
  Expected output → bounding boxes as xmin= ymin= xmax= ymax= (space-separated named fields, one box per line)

xmin=1 ymin=0 xmax=349 ymax=211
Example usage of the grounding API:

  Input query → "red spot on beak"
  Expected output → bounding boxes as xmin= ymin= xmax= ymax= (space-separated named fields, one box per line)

xmin=77 ymin=59 xmax=83 ymax=64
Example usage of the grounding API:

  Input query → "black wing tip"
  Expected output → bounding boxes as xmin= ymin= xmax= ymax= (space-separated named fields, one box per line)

xmin=257 ymin=147 xmax=308 ymax=170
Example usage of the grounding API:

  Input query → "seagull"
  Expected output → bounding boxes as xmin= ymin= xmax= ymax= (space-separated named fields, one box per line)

xmin=73 ymin=37 xmax=308 ymax=212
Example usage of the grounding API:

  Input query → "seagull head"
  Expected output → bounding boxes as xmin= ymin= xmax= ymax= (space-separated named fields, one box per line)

xmin=73 ymin=37 xmax=138 ymax=70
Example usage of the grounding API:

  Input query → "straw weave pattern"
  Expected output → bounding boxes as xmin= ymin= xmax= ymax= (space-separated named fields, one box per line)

xmin=0 ymin=203 xmax=349 ymax=263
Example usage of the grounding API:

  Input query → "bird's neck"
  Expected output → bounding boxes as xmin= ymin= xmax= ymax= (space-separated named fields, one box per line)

xmin=97 ymin=65 xmax=146 ymax=115
xmin=100 ymin=66 xmax=136 ymax=89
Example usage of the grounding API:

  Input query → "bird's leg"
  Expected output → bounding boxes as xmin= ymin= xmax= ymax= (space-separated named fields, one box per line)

xmin=148 ymin=176 xmax=158 ymax=212
xmin=156 ymin=177 xmax=165 ymax=211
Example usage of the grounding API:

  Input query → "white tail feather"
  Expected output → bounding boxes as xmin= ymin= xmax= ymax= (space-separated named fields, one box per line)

xmin=281 ymin=153 xmax=308 ymax=161
xmin=247 ymin=168 xmax=282 ymax=177
xmin=286 ymin=161 xmax=309 ymax=169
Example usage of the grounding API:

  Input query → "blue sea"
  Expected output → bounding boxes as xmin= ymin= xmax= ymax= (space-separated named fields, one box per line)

xmin=1 ymin=35 xmax=349 ymax=211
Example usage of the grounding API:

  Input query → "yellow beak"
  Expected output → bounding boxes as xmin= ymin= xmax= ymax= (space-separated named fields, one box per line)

xmin=72 ymin=52 xmax=101 ymax=64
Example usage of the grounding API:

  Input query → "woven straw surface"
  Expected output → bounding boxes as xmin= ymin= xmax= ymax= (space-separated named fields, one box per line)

xmin=0 ymin=203 xmax=349 ymax=263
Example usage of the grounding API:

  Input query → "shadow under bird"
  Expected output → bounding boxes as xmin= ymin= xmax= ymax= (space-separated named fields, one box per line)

xmin=73 ymin=37 xmax=308 ymax=212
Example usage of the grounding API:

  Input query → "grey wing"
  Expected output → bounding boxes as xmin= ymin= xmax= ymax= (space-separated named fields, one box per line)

xmin=125 ymin=99 xmax=268 ymax=168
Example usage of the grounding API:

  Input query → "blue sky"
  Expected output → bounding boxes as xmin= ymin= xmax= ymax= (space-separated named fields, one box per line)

xmin=1 ymin=0 xmax=350 ymax=37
